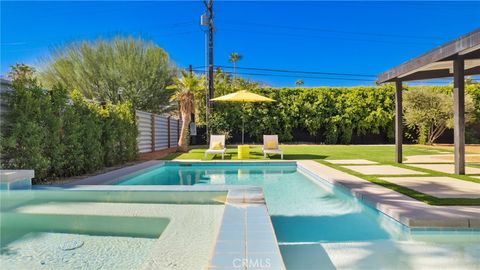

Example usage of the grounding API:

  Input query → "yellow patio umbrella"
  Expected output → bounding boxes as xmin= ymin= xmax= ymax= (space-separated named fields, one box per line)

xmin=210 ymin=90 xmax=275 ymax=144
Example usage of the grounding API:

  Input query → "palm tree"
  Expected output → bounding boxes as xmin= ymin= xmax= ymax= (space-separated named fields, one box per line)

xmin=168 ymin=71 xmax=205 ymax=152
xmin=229 ymin=52 xmax=243 ymax=81
xmin=295 ymin=79 xmax=304 ymax=87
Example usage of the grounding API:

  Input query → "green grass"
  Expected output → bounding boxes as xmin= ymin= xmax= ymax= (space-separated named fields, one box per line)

xmin=162 ymin=144 xmax=480 ymax=206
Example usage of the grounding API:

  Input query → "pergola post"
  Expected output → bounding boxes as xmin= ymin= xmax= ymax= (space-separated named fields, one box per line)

xmin=453 ymin=56 xmax=465 ymax=175
xmin=395 ymin=80 xmax=403 ymax=163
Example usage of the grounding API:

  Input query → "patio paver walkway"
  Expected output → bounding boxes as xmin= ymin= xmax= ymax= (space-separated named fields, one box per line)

xmin=343 ymin=165 xmax=427 ymax=175
xmin=405 ymin=154 xmax=480 ymax=164
xmin=379 ymin=176 xmax=480 ymax=198
xmin=408 ymin=164 xmax=480 ymax=175
xmin=325 ymin=159 xmax=378 ymax=165
xmin=298 ymin=160 xmax=480 ymax=228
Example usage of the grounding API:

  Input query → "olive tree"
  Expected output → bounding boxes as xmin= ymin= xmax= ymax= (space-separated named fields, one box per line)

xmin=40 ymin=36 xmax=177 ymax=113
xmin=403 ymin=87 xmax=476 ymax=144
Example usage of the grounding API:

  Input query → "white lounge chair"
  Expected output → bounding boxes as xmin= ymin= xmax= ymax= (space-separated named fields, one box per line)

xmin=262 ymin=135 xmax=283 ymax=159
xmin=205 ymin=135 xmax=226 ymax=160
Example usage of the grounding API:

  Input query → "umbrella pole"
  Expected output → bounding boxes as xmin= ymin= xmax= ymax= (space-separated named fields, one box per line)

xmin=242 ymin=104 xmax=245 ymax=144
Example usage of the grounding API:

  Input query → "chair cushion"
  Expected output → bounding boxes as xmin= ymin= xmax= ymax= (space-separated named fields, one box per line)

xmin=212 ymin=142 xmax=223 ymax=150
xmin=265 ymin=141 xmax=278 ymax=150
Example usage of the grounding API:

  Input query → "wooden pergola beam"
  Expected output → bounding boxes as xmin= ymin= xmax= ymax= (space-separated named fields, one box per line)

xmin=397 ymin=66 xmax=480 ymax=82
xmin=377 ymin=29 xmax=480 ymax=84
xmin=453 ymin=57 xmax=465 ymax=174
xmin=395 ymin=80 xmax=403 ymax=163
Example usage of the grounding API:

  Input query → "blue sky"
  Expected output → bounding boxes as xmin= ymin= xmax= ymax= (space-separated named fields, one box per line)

xmin=1 ymin=1 xmax=479 ymax=87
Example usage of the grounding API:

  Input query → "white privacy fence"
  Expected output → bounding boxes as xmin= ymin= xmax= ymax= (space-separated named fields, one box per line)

xmin=136 ymin=110 xmax=182 ymax=153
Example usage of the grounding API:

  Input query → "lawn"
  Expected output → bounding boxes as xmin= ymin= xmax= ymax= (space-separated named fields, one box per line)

xmin=162 ymin=144 xmax=480 ymax=206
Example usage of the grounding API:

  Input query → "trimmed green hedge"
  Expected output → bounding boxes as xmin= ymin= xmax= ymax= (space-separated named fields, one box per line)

xmin=207 ymin=84 xmax=480 ymax=144
xmin=1 ymin=80 xmax=137 ymax=182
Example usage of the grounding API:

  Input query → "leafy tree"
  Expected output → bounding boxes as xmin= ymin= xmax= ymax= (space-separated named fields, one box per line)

xmin=295 ymin=79 xmax=304 ymax=87
xmin=403 ymin=87 xmax=476 ymax=144
xmin=168 ymin=71 xmax=205 ymax=152
xmin=228 ymin=52 xmax=243 ymax=82
xmin=40 ymin=36 xmax=177 ymax=113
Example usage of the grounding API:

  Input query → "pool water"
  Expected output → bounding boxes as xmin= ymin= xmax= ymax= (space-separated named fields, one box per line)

xmin=1 ymin=213 xmax=167 ymax=269
xmin=117 ymin=163 xmax=480 ymax=269
xmin=0 ymin=190 xmax=226 ymax=270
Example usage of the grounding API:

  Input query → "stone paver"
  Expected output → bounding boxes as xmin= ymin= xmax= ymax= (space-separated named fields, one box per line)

xmin=298 ymin=160 xmax=480 ymax=228
xmin=405 ymin=154 xmax=480 ymax=163
xmin=408 ymin=164 xmax=480 ymax=175
xmin=343 ymin=165 xmax=426 ymax=175
xmin=325 ymin=159 xmax=378 ymax=165
xmin=379 ymin=176 xmax=480 ymax=198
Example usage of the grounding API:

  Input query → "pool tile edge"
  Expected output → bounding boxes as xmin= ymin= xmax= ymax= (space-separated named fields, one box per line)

xmin=209 ymin=188 xmax=286 ymax=270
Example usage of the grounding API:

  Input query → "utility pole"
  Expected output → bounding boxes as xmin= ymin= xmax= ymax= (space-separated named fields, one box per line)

xmin=201 ymin=0 xmax=214 ymax=144
xmin=188 ymin=64 xmax=193 ymax=76
xmin=204 ymin=0 xmax=214 ymax=108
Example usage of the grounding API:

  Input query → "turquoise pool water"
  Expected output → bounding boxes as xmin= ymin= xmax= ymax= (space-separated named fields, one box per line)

xmin=0 ymin=190 xmax=226 ymax=269
xmin=117 ymin=163 xmax=480 ymax=269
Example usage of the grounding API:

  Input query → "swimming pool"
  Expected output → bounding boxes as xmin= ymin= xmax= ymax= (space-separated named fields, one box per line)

xmin=0 ymin=189 xmax=226 ymax=269
xmin=116 ymin=162 xmax=480 ymax=269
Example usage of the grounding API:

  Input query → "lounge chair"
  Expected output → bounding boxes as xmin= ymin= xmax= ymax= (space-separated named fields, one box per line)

xmin=205 ymin=135 xmax=226 ymax=160
xmin=262 ymin=135 xmax=283 ymax=159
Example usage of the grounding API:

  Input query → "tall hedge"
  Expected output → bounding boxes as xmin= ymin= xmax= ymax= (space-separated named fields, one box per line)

xmin=1 ymin=81 xmax=138 ymax=182
xmin=208 ymin=86 xmax=396 ymax=144
xmin=206 ymin=84 xmax=480 ymax=144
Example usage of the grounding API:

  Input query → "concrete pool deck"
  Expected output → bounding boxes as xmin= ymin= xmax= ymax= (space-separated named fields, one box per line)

xmin=405 ymin=154 xmax=480 ymax=164
xmin=297 ymin=160 xmax=480 ymax=229
xmin=342 ymin=165 xmax=427 ymax=175
xmin=325 ymin=159 xmax=378 ymax=165
xmin=407 ymin=164 xmax=480 ymax=175
xmin=378 ymin=176 xmax=480 ymax=199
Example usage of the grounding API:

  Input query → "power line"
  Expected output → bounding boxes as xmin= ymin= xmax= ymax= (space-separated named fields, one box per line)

xmin=190 ymin=68 xmax=374 ymax=82
xmin=186 ymin=67 xmax=453 ymax=85
xmin=216 ymin=65 xmax=376 ymax=77
xmin=220 ymin=19 xmax=445 ymax=41
xmin=217 ymin=27 xmax=438 ymax=46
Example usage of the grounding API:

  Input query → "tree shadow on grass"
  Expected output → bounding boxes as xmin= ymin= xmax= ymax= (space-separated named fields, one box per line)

xmin=210 ymin=154 xmax=234 ymax=160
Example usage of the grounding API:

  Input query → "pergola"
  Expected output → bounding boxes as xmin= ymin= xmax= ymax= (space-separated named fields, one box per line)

xmin=377 ymin=29 xmax=480 ymax=175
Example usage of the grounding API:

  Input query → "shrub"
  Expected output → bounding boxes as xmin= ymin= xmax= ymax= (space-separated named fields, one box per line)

xmin=1 ymin=76 xmax=50 ymax=179
xmin=1 ymin=76 xmax=137 ymax=182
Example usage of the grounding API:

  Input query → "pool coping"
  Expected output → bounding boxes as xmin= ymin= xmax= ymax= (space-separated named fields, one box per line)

xmin=297 ymin=160 xmax=480 ymax=229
